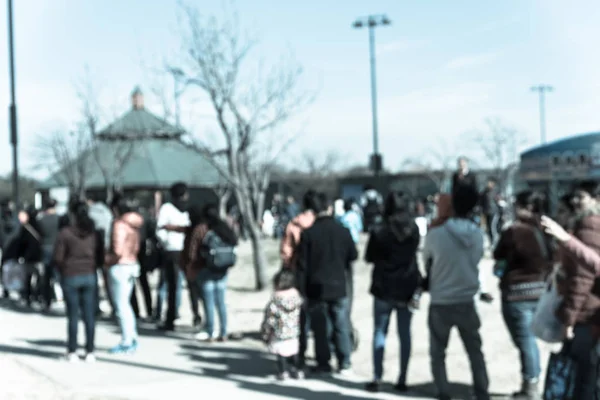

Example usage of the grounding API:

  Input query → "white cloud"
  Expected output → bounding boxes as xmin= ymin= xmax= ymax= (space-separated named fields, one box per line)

xmin=444 ymin=52 xmax=499 ymax=70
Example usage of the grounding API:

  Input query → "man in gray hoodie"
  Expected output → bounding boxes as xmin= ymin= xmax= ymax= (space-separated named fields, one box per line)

xmin=423 ymin=184 xmax=489 ymax=400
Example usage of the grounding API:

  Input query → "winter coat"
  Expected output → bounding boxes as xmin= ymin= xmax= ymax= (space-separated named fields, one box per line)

xmin=260 ymin=288 xmax=303 ymax=356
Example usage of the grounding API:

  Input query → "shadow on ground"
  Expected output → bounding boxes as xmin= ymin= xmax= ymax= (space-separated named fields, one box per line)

xmin=0 ymin=298 xmax=63 ymax=318
xmin=0 ymin=341 xmax=510 ymax=400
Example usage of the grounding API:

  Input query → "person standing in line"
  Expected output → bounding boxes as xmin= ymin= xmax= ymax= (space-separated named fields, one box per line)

xmin=280 ymin=189 xmax=317 ymax=369
xmin=177 ymin=204 xmax=238 ymax=342
xmin=54 ymin=201 xmax=104 ymax=362
xmin=451 ymin=156 xmax=477 ymax=195
xmin=16 ymin=207 xmax=43 ymax=307
xmin=423 ymin=184 xmax=489 ymax=400
xmin=106 ymin=195 xmax=143 ymax=354
xmin=37 ymin=199 xmax=61 ymax=311
xmin=364 ymin=191 xmax=422 ymax=393
xmin=451 ymin=158 xmax=494 ymax=304
xmin=555 ymin=181 xmax=600 ymax=399
xmin=260 ymin=269 xmax=304 ymax=380
xmin=360 ymin=185 xmax=384 ymax=233
xmin=285 ymin=196 xmax=300 ymax=222
xmin=493 ymin=191 xmax=551 ymax=400
xmin=297 ymin=192 xmax=357 ymax=374
xmin=86 ymin=193 xmax=114 ymax=316
xmin=480 ymin=178 xmax=499 ymax=246
xmin=155 ymin=183 xmax=192 ymax=331
xmin=340 ymin=198 xmax=363 ymax=245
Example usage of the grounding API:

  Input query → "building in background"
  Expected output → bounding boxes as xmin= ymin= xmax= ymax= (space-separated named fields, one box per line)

xmin=37 ymin=87 xmax=224 ymax=212
xmin=519 ymin=131 xmax=600 ymax=214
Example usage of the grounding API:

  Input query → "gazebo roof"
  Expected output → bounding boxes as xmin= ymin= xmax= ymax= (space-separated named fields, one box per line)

xmin=38 ymin=139 xmax=224 ymax=190
xmin=96 ymin=87 xmax=185 ymax=140
xmin=38 ymin=86 xmax=223 ymax=190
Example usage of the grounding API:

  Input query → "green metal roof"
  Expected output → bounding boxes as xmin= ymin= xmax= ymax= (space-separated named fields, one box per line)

xmin=38 ymin=138 xmax=224 ymax=190
xmin=96 ymin=108 xmax=185 ymax=140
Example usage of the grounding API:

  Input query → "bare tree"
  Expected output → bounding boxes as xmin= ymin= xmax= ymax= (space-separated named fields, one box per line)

xmin=272 ymin=150 xmax=344 ymax=199
xmin=34 ymin=127 xmax=94 ymax=199
xmin=170 ymin=5 xmax=311 ymax=290
xmin=402 ymin=138 xmax=462 ymax=191
xmin=76 ymin=73 xmax=135 ymax=201
xmin=470 ymin=117 xmax=525 ymax=190
xmin=215 ymin=183 xmax=233 ymax=219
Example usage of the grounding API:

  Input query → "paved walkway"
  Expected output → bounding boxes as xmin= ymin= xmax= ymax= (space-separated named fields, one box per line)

xmin=1 ymin=237 xmax=560 ymax=399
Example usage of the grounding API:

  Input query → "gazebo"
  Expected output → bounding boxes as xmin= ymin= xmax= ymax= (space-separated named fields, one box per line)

xmin=38 ymin=87 xmax=223 ymax=210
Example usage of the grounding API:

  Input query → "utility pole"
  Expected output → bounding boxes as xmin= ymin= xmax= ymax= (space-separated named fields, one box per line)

xmin=353 ymin=14 xmax=391 ymax=177
xmin=7 ymin=0 xmax=20 ymax=208
xmin=531 ymin=85 xmax=553 ymax=145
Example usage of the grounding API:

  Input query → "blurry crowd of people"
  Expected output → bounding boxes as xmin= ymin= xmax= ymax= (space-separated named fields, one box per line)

xmin=2 ymin=155 xmax=600 ymax=400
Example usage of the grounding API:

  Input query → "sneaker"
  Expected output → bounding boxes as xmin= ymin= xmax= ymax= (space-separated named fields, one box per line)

xmin=84 ymin=353 xmax=96 ymax=363
xmin=394 ymin=382 xmax=408 ymax=392
xmin=311 ymin=365 xmax=332 ymax=375
xmin=479 ymin=293 xmax=494 ymax=303
xmin=108 ymin=343 xmax=136 ymax=354
xmin=276 ymin=372 xmax=289 ymax=381
xmin=216 ymin=335 xmax=228 ymax=343
xmin=291 ymin=370 xmax=305 ymax=380
xmin=365 ymin=381 xmax=380 ymax=393
xmin=194 ymin=331 xmax=214 ymax=342
xmin=337 ymin=367 xmax=353 ymax=377
xmin=65 ymin=353 xmax=79 ymax=363
xmin=193 ymin=315 xmax=202 ymax=328
xmin=131 ymin=339 xmax=139 ymax=351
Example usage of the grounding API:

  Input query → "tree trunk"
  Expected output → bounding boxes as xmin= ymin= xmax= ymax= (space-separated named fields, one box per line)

xmin=218 ymin=189 xmax=231 ymax=220
xmin=247 ymin=222 xmax=269 ymax=291
xmin=233 ymin=182 xmax=268 ymax=292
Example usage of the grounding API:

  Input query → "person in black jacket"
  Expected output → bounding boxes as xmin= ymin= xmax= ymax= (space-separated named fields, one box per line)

xmin=364 ymin=191 xmax=421 ymax=393
xmin=16 ymin=207 xmax=43 ymax=307
xmin=297 ymin=192 xmax=358 ymax=374
xmin=452 ymin=156 xmax=477 ymax=195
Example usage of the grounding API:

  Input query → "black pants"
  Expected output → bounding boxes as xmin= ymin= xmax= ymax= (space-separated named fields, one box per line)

xmin=130 ymin=270 xmax=153 ymax=318
xmin=187 ymin=278 xmax=201 ymax=321
xmin=277 ymin=354 xmax=299 ymax=374
xmin=164 ymin=251 xmax=181 ymax=326
xmin=299 ymin=305 xmax=310 ymax=368
xmin=62 ymin=273 xmax=96 ymax=354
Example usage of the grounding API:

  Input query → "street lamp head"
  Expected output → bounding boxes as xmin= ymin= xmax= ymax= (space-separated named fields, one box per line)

xmin=381 ymin=15 xmax=392 ymax=25
xmin=352 ymin=20 xmax=364 ymax=29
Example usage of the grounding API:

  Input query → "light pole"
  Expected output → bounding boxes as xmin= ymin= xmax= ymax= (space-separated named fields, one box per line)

xmin=531 ymin=84 xmax=553 ymax=145
xmin=7 ymin=0 xmax=20 ymax=208
xmin=353 ymin=14 xmax=391 ymax=176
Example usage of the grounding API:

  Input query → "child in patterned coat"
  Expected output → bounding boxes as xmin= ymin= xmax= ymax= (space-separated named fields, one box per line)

xmin=261 ymin=269 xmax=304 ymax=380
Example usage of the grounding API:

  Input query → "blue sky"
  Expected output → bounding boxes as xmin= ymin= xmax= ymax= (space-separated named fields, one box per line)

xmin=0 ymin=0 xmax=599 ymax=177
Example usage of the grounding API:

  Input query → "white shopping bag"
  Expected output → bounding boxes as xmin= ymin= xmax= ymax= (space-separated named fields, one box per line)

xmin=1 ymin=259 xmax=26 ymax=292
xmin=531 ymin=273 xmax=565 ymax=343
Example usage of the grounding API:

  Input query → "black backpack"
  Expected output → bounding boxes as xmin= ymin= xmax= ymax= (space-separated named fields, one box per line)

xmin=200 ymin=230 xmax=237 ymax=272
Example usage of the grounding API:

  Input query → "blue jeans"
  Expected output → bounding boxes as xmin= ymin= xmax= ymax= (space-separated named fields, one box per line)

xmin=197 ymin=269 xmax=227 ymax=338
xmin=62 ymin=273 xmax=97 ymax=353
xmin=155 ymin=268 xmax=183 ymax=319
xmin=567 ymin=324 xmax=596 ymax=399
xmin=309 ymin=297 xmax=352 ymax=370
xmin=372 ymin=297 xmax=412 ymax=383
xmin=501 ymin=300 xmax=541 ymax=381
xmin=109 ymin=264 xmax=140 ymax=346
